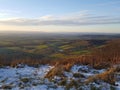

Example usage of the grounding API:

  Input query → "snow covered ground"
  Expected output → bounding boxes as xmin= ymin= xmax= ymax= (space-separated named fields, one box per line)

xmin=0 ymin=65 xmax=57 ymax=90
xmin=0 ymin=64 xmax=119 ymax=90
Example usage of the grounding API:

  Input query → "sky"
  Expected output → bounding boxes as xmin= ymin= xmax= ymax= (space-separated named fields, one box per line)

xmin=0 ymin=0 xmax=120 ymax=33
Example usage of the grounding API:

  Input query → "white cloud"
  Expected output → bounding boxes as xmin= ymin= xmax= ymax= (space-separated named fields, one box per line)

xmin=0 ymin=12 xmax=120 ymax=26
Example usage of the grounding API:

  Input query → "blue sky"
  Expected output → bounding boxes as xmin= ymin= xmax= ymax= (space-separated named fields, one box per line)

xmin=0 ymin=0 xmax=120 ymax=33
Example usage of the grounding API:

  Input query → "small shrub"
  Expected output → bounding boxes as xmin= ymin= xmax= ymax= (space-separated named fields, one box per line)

xmin=73 ymin=73 xmax=85 ymax=78
xmin=20 ymin=77 xmax=30 ymax=83
xmin=90 ymin=84 xmax=99 ymax=90
xmin=68 ymin=80 xmax=78 ymax=88
xmin=1 ymin=78 xmax=8 ymax=83
xmin=32 ymin=83 xmax=38 ymax=86
xmin=2 ymin=85 xmax=12 ymax=89
xmin=110 ymin=85 xmax=116 ymax=90
xmin=58 ymin=78 xmax=67 ymax=86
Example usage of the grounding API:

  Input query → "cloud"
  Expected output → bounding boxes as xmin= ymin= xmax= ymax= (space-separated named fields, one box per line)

xmin=0 ymin=12 xmax=120 ymax=26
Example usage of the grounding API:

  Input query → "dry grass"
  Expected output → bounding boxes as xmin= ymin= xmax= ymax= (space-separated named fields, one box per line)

xmin=85 ymin=66 xmax=120 ymax=85
xmin=45 ymin=65 xmax=64 ymax=79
